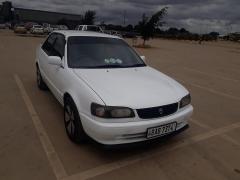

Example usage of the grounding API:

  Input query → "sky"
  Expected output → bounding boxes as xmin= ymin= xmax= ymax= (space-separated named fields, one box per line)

xmin=2 ymin=0 xmax=240 ymax=34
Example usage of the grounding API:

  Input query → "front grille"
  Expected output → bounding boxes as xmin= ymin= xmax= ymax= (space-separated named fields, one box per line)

xmin=137 ymin=103 xmax=178 ymax=119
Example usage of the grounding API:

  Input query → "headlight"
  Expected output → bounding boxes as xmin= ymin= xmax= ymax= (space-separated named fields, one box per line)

xmin=180 ymin=94 xmax=191 ymax=108
xmin=91 ymin=103 xmax=135 ymax=118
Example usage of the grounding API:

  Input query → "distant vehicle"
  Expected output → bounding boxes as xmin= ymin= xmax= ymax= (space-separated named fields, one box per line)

xmin=5 ymin=23 xmax=11 ymax=29
xmin=35 ymin=30 xmax=193 ymax=145
xmin=43 ymin=24 xmax=59 ymax=34
xmin=0 ymin=24 xmax=6 ymax=29
xmin=122 ymin=32 xmax=138 ymax=38
xmin=31 ymin=25 xmax=44 ymax=34
xmin=103 ymin=30 xmax=112 ymax=35
xmin=25 ymin=22 xmax=38 ymax=31
xmin=75 ymin=25 xmax=103 ymax=33
xmin=111 ymin=30 xmax=122 ymax=38
xmin=14 ymin=25 xmax=27 ymax=34
xmin=229 ymin=32 xmax=240 ymax=42
xmin=43 ymin=24 xmax=51 ymax=34
xmin=58 ymin=25 xmax=68 ymax=30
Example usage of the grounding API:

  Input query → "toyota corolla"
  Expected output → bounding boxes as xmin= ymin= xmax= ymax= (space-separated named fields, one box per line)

xmin=36 ymin=30 xmax=193 ymax=145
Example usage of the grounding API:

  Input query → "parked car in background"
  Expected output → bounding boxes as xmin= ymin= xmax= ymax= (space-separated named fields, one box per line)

xmin=14 ymin=24 xmax=27 ymax=34
xmin=25 ymin=22 xmax=38 ymax=31
xmin=0 ymin=24 xmax=6 ymax=29
xmin=50 ymin=25 xmax=60 ymax=33
xmin=111 ymin=30 xmax=122 ymax=37
xmin=122 ymin=32 xmax=138 ymax=38
xmin=58 ymin=25 xmax=68 ymax=30
xmin=35 ymin=31 xmax=193 ymax=145
xmin=43 ymin=24 xmax=60 ymax=34
xmin=31 ymin=25 xmax=44 ymax=34
xmin=75 ymin=25 xmax=103 ymax=33
xmin=103 ymin=30 xmax=112 ymax=35
xmin=43 ymin=23 xmax=51 ymax=34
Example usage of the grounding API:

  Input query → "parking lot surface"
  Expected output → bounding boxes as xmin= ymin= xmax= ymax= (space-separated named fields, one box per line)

xmin=0 ymin=30 xmax=239 ymax=180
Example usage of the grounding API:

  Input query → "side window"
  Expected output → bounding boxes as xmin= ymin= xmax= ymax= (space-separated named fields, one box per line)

xmin=42 ymin=33 xmax=65 ymax=58
xmin=42 ymin=34 xmax=57 ymax=55
xmin=52 ymin=34 xmax=65 ymax=58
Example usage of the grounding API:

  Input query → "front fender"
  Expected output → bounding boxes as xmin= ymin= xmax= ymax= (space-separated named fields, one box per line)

xmin=63 ymin=70 xmax=105 ymax=118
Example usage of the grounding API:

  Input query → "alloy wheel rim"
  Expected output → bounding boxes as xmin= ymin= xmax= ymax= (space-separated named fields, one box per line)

xmin=65 ymin=105 xmax=75 ymax=136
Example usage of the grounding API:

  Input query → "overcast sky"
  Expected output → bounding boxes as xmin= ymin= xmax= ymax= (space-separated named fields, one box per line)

xmin=2 ymin=0 xmax=240 ymax=34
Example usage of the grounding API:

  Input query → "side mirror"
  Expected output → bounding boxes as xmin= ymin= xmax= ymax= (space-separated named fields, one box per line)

xmin=48 ymin=56 xmax=62 ymax=66
xmin=140 ymin=56 xmax=146 ymax=62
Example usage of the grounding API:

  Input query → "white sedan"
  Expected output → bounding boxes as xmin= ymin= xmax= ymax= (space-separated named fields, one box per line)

xmin=36 ymin=30 xmax=193 ymax=145
xmin=31 ymin=25 xmax=44 ymax=34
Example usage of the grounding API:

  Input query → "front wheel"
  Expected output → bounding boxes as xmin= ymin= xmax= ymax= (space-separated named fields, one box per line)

xmin=64 ymin=97 xmax=87 ymax=143
xmin=36 ymin=66 xmax=48 ymax=90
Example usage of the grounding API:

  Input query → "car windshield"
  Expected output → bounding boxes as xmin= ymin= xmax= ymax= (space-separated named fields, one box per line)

xmin=67 ymin=36 xmax=146 ymax=69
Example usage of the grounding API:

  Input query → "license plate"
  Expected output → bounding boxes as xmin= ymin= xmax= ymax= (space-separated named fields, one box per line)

xmin=147 ymin=122 xmax=177 ymax=139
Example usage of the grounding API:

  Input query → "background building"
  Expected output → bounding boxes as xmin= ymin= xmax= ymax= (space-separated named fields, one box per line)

xmin=0 ymin=1 xmax=82 ymax=28
xmin=13 ymin=8 xmax=82 ymax=24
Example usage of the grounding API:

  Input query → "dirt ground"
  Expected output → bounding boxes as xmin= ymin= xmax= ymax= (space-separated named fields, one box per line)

xmin=0 ymin=30 xmax=240 ymax=180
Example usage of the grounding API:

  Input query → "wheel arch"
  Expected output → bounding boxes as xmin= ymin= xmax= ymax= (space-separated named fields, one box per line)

xmin=63 ymin=92 xmax=73 ymax=105
xmin=63 ymin=91 xmax=80 ymax=110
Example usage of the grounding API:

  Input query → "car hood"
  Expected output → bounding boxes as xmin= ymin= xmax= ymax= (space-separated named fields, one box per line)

xmin=73 ymin=66 xmax=188 ymax=109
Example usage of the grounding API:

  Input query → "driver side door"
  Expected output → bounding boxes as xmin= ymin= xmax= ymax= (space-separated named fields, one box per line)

xmin=47 ymin=33 xmax=66 ymax=104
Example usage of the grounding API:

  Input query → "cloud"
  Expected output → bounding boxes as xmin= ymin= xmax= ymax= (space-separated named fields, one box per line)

xmin=1 ymin=0 xmax=239 ymax=33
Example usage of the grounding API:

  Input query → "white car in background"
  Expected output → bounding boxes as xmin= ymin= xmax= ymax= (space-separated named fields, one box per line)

xmin=43 ymin=24 xmax=60 ymax=34
xmin=31 ymin=25 xmax=44 ymax=34
xmin=0 ymin=24 xmax=6 ymax=29
xmin=58 ymin=25 xmax=68 ymax=30
xmin=35 ymin=31 xmax=193 ymax=145
xmin=75 ymin=25 xmax=103 ymax=33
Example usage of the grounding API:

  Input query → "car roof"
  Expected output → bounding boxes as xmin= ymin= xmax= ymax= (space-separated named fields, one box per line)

xmin=53 ymin=30 xmax=122 ymax=39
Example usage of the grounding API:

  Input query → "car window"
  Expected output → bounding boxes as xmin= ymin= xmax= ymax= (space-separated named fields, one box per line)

xmin=42 ymin=33 xmax=57 ymax=55
xmin=42 ymin=33 xmax=65 ymax=58
xmin=53 ymin=34 xmax=65 ymax=58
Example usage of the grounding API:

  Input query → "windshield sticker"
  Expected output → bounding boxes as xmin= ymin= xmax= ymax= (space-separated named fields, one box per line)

xmin=104 ymin=58 xmax=123 ymax=64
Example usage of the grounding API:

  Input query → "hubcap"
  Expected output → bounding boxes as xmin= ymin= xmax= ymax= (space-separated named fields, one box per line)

xmin=65 ymin=105 xmax=75 ymax=136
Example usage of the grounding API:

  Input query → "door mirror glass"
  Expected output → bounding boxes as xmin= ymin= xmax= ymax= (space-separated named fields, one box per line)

xmin=48 ymin=56 xmax=62 ymax=66
xmin=140 ymin=56 xmax=146 ymax=62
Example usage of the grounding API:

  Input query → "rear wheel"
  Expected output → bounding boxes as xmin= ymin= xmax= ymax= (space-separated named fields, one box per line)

xmin=64 ymin=97 xmax=87 ymax=143
xmin=36 ymin=65 xmax=48 ymax=90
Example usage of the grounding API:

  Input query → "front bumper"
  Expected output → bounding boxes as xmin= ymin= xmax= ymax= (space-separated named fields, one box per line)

xmin=80 ymin=105 xmax=193 ymax=145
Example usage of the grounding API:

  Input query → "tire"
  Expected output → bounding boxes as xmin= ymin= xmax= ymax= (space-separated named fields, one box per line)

xmin=64 ymin=97 xmax=87 ymax=143
xmin=36 ymin=65 xmax=48 ymax=90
